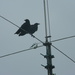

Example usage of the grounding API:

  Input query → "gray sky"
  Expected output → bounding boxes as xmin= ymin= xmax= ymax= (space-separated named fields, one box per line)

xmin=0 ymin=0 xmax=75 ymax=75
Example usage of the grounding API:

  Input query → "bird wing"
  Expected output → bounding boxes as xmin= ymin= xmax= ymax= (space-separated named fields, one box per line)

xmin=14 ymin=23 xmax=25 ymax=34
xmin=29 ymin=25 xmax=38 ymax=34
xmin=15 ymin=19 xmax=31 ymax=36
xmin=15 ymin=28 xmax=21 ymax=34
xmin=15 ymin=22 xmax=30 ymax=34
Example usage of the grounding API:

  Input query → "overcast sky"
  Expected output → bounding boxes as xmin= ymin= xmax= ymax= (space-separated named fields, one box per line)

xmin=0 ymin=0 xmax=75 ymax=75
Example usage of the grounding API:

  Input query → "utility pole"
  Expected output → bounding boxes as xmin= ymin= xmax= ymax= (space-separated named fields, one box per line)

xmin=43 ymin=39 xmax=55 ymax=75
xmin=41 ymin=0 xmax=55 ymax=75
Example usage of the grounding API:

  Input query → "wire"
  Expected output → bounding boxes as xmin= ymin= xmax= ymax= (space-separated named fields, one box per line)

xmin=51 ymin=35 xmax=75 ymax=42
xmin=51 ymin=45 xmax=75 ymax=63
xmin=0 ymin=45 xmax=43 ymax=59
xmin=0 ymin=15 xmax=20 ymax=28
xmin=36 ymin=35 xmax=75 ymax=47
xmin=0 ymin=15 xmax=44 ymax=43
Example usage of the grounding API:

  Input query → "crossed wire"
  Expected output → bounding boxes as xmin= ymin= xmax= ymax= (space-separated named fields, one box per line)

xmin=0 ymin=15 xmax=75 ymax=63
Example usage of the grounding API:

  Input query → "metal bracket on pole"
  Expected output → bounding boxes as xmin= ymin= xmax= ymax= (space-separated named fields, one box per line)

xmin=43 ymin=42 xmax=52 ymax=46
xmin=41 ymin=64 xmax=55 ymax=75
xmin=42 ymin=41 xmax=55 ymax=75
xmin=40 ymin=53 xmax=54 ymax=59
xmin=43 ymin=0 xmax=55 ymax=74
xmin=41 ymin=64 xmax=55 ymax=70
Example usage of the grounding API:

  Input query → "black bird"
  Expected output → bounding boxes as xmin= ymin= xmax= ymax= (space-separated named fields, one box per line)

xmin=15 ymin=19 xmax=40 ymax=36
xmin=15 ymin=19 xmax=30 ymax=36
xmin=29 ymin=23 xmax=40 ymax=34
xmin=19 ymin=23 xmax=40 ymax=36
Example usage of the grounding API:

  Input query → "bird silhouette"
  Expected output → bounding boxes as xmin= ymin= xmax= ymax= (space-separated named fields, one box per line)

xmin=15 ymin=19 xmax=30 ymax=36
xmin=29 ymin=23 xmax=40 ymax=34
xmin=15 ymin=19 xmax=39 ymax=36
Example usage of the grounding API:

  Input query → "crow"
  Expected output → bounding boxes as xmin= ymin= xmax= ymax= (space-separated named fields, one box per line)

xmin=15 ymin=19 xmax=40 ymax=36
xmin=15 ymin=19 xmax=30 ymax=36
xmin=29 ymin=23 xmax=40 ymax=34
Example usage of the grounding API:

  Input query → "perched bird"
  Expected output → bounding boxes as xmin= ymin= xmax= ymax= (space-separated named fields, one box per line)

xmin=15 ymin=19 xmax=30 ymax=36
xmin=15 ymin=19 xmax=40 ymax=36
xmin=29 ymin=23 xmax=40 ymax=34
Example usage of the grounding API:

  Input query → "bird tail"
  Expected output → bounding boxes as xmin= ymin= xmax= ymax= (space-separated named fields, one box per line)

xmin=18 ymin=32 xmax=27 ymax=36
xmin=15 ymin=29 xmax=21 ymax=34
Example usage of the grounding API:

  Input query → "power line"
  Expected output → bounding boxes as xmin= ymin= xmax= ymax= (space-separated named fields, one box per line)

xmin=36 ymin=35 xmax=75 ymax=46
xmin=0 ymin=15 xmax=44 ymax=43
xmin=0 ymin=45 xmax=43 ymax=59
xmin=0 ymin=15 xmax=20 ymax=28
xmin=33 ymin=34 xmax=75 ymax=48
xmin=51 ymin=45 xmax=75 ymax=63
xmin=28 ymin=35 xmax=75 ymax=55
xmin=1 ymin=15 xmax=75 ymax=48
xmin=0 ymin=41 xmax=75 ymax=64
xmin=51 ymin=35 xmax=75 ymax=42
xmin=33 ymin=35 xmax=75 ymax=63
